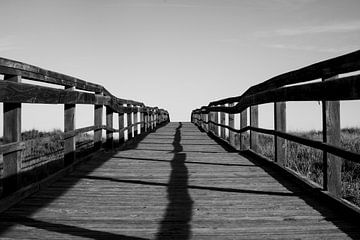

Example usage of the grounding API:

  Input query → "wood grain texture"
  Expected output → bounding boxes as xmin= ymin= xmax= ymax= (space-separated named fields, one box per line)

xmin=0 ymin=122 xmax=358 ymax=239
xmin=323 ymin=75 xmax=341 ymax=196
xmin=209 ymin=50 xmax=360 ymax=106
xmin=2 ymin=75 xmax=22 ymax=195
xmin=274 ymin=102 xmax=286 ymax=166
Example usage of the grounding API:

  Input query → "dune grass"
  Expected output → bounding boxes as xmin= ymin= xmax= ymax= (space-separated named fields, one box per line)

xmin=255 ymin=128 xmax=360 ymax=207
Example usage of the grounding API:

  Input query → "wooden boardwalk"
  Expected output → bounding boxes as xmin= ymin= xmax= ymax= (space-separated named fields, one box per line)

xmin=0 ymin=122 xmax=359 ymax=239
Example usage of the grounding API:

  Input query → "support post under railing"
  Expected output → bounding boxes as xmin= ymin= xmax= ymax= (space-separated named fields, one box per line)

xmin=141 ymin=110 xmax=145 ymax=133
xmin=106 ymin=106 xmax=113 ymax=149
xmin=214 ymin=111 xmax=219 ymax=136
xmin=119 ymin=112 xmax=125 ymax=145
xmin=134 ymin=108 xmax=138 ymax=136
xmin=322 ymin=75 xmax=341 ymax=197
xmin=94 ymin=92 xmax=103 ymax=150
xmin=220 ymin=106 xmax=226 ymax=139
xmin=127 ymin=105 xmax=133 ymax=140
xmin=250 ymin=105 xmax=258 ymax=152
xmin=229 ymin=103 xmax=235 ymax=146
xmin=64 ymin=86 xmax=76 ymax=166
xmin=240 ymin=108 xmax=247 ymax=150
xmin=208 ymin=112 xmax=212 ymax=133
xmin=2 ymin=75 xmax=22 ymax=195
xmin=274 ymin=102 xmax=286 ymax=165
xmin=144 ymin=110 xmax=148 ymax=132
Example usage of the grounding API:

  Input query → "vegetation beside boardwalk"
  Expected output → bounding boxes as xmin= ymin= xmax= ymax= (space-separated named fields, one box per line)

xmin=0 ymin=129 xmax=94 ymax=193
xmin=255 ymin=128 xmax=360 ymax=207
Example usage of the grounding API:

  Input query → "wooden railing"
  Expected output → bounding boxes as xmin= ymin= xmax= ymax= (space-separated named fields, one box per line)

xmin=191 ymin=50 xmax=360 ymax=202
xmin=0 ymin=57 xmax=169 ymax=196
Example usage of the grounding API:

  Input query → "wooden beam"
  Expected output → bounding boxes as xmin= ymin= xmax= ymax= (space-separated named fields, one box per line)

xmin=2 ymin=75 xmax=22 ymax=195
xmin=250 ymin=105 xmax=258 ymax=152
xmin=240 ymin=108 xmax=247 ymax=150
xmin=64 ymin=86 xmax=76 ymax=166
xmin=94 ymin=92 xmax=103 ymax=150
xmin=323 ymin=75 xmax=341 ymax=197
xmin=229 ymin=103 xmax=235 ymax=147
xmin=119 ymin=112 xmax=125 ymax=145
xmin=274 ymin=102 xmax=286 ymax=165
xmin=220 ymin=106 xmax=226 ymax=139
xmin=127 ymin=105 xmax=133 ymax=140
xmin=106 ymin=106 xmax=113 ymax=149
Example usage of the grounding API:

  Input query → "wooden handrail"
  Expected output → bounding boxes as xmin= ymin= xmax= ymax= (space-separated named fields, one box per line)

xmin=191 ymin=49 xmax=360 ymax=201
xmin=0 ymin=57 xmax=170 ymax=196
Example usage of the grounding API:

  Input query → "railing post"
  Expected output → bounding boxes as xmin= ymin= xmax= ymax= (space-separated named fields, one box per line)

xmin=106 ymin=106 xmax=113 ymax=149
xmin=214 ymin=111 xmax=219 ymax=136
xmin=208 ymin=112 xmax=211 ymax=133
xmin=118 ymin=112 xmax=125 ymax=145
xmin=64 ymin=86 xmax=76 ymax=166
xmin=322 ymin=75 xmax=341 ymax=197
xmin=134 ymin=107 xmax=138 ymax=136
xmin=240 ymin=108 xmax=247 ymax=150
xmin=94 ymin=92 xmax=103 ymax=150
xmin=250 ymin=105 xmax=258 ymax=152
xmin=229 ymin=103 xmax=235 ymax=146
xmin=2 ymin=75 xmax=22 ymax=195
xmin=144 ymin=109 xmax=148 ymax=132
xmin=220 ymin=106 xmax=226 ymax=139
xmin=127 ymin=105 xmax=133 ymax=140
xmin=141 ymin=109 xmax=145 ymax=133
xmin=274 ymin=102 xmax=286 ymax=165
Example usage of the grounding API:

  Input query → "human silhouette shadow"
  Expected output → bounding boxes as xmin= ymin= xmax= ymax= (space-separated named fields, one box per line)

xmin=156 ymin=122 xmax=193 ymax=240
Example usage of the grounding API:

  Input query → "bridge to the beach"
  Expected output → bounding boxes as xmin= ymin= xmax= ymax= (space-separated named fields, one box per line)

xmin=0 ymin=50 xmax=360 ymax=239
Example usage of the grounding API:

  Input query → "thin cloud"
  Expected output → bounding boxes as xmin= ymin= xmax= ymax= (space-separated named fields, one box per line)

xmin=264 ymin=43 xmax=357 ymax=54
xmin=0 ymin=36 xmax=16 ymax=52
xmin=257 ymin=21 xmax=360 ymax=37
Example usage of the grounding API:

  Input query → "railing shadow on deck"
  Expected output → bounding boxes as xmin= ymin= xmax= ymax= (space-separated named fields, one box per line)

xmin=198 ymin=123 xmax=360 ymax=240
xmin=0 ymin=122 xmax=169 ymax=240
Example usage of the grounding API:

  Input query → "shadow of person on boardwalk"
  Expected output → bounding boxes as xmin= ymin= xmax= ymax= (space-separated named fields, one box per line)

xmin=156 ymin=122 xmax=193 ymax=240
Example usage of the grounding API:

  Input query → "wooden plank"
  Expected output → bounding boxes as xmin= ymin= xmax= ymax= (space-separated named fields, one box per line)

xmin=323 ymin=75 xmax=341 ymax=196
xmin=0 ymin=122 xmax=359 ymax=239
xmin=0 ymin=57 xmax=102 ymax=92
xmin=250 ymin=105 xmax=258 ymax=152
xmin=134 ymin=110 xmax=138 ymax=137
xmin=94 ymin=94 xmax=103 ymax=150
xmin=2 ymin=75 xmax=22 ymax=195
xmin=214 ymin=111 xmax=219 ymax=136
xmin=106 ymin=106 xmax=114 ymax=149
xmin=198 ymin=74 xmax=360 ymax=115
xmin=209 ymin=50 xmax=360 ymax=106
xmin=228 ymin=103 xmax=235 ymax=147
xmin=0 ymin=141 xmax=25 ymax=155
xmin=274 ymin=102 xmax=286 ymax=166
xmin=127 ymin=105 xmax=133 ymax=140
xmin=0 ymin=81 xmax=109 ymax=105
xmin=64 ymin=86 xmax=76 ymax=166
xmin=220 ymin=106 xmax=226 ymax=139
xmin=240 ymin=109 xmax=247 ymax=150
xmin=119 ymin=113 xmax=125 ymax=145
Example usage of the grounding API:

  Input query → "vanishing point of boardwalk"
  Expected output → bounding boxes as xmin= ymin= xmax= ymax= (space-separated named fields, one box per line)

xmin=0 ymin=122 xmax=359 ymax=239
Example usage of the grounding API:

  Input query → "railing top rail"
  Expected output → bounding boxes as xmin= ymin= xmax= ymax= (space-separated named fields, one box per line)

xmin=208 ymin=50 xmax=360 ymax=106
xmin=0 ymin=57 xmax=144 ymax=106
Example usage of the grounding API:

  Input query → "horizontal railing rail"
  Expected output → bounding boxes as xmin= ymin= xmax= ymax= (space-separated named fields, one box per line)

xmin=191 ymin=49 xmax=360 ymax=205
xmin=0 ymin=57 xmax=170 ymax=196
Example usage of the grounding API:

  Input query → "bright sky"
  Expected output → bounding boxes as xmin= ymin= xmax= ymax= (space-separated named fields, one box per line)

xmin=1 ymin=0 xmax=360 ymax=135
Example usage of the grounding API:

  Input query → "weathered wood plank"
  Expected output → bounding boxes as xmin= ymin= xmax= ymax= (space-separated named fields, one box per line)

xmin=323 ymin=75 xmax=341 ymax=196
xmin=209 ymin=50 xmax=360 ymax=106
xmin=64 ymin=86 xmax=76 ymax=166
xmin=0 ymin=122 xmax=358 ymax=239
xmin=274 ymin=102 xmax=286 ymax=166
xmin=2 ymin=75 xmax=22 ymax=195
xmin=250 ymin=105 xmax=258 ymax=152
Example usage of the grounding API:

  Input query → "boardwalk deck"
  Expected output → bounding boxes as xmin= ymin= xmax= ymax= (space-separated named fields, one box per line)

xmin=0 ymin=122 xmax=359 ymax=239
